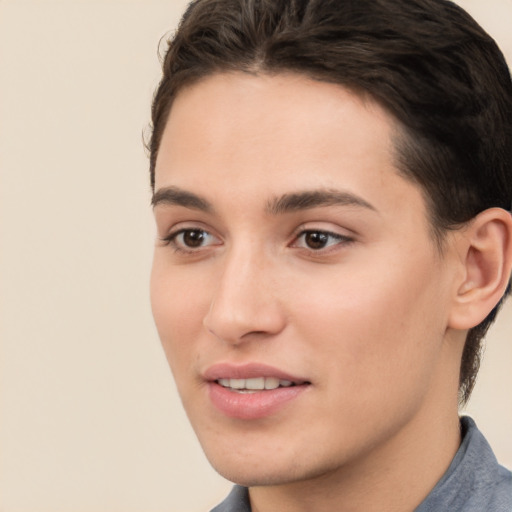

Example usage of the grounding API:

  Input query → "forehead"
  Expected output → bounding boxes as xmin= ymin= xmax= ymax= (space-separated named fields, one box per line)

xmin=154 ymin=72 xmax=425 ymax=222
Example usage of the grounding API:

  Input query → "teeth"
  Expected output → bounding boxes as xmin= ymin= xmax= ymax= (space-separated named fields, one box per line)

xmin=264 ymin=377 xmax=280 ymax=390
xmin=230 ymin=379 xmax=245 ymax=389
xmin=217 ymin=377 xmax=295 ymax=391
xmin=245 ymin=377 xmax=266 ymax=390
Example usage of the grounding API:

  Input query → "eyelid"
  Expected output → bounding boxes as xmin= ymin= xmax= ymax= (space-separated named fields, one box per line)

xmin=157 ymin=219 xmax=215 ymax=241
xmin=290 ymin=225 xmax=356 ymax=252
xmin=160 ymin=224 xmax=222 ymax=253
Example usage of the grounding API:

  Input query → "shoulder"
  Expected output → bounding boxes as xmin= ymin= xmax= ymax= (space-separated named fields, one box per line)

xmin=416 ymin=416 xmax=512 ymax=512
xmin=210 ymin=485 xmax=251 ymax=512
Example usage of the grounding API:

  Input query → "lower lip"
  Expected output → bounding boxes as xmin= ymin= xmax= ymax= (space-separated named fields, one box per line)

xmin=208 ymin=382 xmax=309 ymax=420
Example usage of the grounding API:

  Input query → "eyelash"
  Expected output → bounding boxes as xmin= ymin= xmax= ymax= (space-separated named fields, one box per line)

xmin=161 ymin=228 xmax=354 ymax=254
xmin=292 ymin=229 xmax=354 ymax=252
xmin=161 ymin=228 xmax=218 ymax=254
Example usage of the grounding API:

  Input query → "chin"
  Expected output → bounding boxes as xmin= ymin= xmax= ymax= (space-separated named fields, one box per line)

xmin=197 ymin=434 xmax=301 ymax=486
xmin=209 ymin=458 xmax=309 ymax=488
xmin=198 ymin=433 xmax=344 ymax=488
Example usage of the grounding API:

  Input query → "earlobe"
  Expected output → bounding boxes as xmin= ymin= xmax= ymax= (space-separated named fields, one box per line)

xmin=448 ymin=208 xmax=512 ymax=330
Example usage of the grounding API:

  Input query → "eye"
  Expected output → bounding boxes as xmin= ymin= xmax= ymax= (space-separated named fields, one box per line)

xmin=163 ymin=228 xmax=220 ymax=252
xmin=293 ymin=230 xmax=353 ymax=251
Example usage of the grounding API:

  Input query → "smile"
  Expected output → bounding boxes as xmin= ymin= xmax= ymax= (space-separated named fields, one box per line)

xmin=204 ymin=364 xmax=310 ymax=419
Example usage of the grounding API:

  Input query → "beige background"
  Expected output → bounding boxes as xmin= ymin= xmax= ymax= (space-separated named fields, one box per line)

xmin=0 ymin=1 xmax=510 ymax=511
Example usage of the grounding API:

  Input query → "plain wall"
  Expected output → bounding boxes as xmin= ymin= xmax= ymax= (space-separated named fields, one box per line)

xmin=0 ymin=1 xmax=510 ymax=511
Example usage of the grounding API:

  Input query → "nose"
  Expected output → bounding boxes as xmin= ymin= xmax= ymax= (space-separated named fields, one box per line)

xmin=203 ymin=246 xmax=286 ymax=345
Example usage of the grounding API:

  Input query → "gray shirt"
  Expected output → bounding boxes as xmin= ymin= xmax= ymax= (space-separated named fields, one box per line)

xmin=211 ymin=417 xmax=512 ymax=511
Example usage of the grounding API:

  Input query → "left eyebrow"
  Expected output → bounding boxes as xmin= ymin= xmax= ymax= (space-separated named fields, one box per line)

xmin=266 ymin=189 xmax=377 ymax=215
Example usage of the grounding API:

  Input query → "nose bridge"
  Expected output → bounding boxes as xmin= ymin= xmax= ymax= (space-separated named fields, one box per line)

xmin=203 ymin=239 xmax=284 ymax=344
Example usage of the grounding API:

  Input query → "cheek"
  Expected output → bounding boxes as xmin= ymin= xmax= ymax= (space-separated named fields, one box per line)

xmin=150 ymin=258 xmax=209 ymax=376
xmin=290 ymin=253 xmax=447 ymax=395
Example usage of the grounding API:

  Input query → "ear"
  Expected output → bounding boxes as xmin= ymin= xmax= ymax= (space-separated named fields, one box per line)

xmin=448 ymin=208 xmax=512 ymax=330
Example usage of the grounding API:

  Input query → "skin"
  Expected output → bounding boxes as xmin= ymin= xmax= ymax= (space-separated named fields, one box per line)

xmin=151 ymin=72 xmax=472 ymax=511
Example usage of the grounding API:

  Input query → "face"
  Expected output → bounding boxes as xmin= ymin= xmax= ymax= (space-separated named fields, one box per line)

xmin=151 ymin=73 xmax=462 ymax=487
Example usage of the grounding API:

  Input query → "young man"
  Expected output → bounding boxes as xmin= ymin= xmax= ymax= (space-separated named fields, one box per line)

xmin=148 ymin=0 xmax=512 ymax=510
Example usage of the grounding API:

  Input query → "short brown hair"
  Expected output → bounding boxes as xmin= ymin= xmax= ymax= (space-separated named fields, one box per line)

xmin=148 ymin=0 xmax=512 ymax=404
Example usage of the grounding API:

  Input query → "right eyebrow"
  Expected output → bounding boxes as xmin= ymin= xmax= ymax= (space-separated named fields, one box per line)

xmin=151 ymin=186 xmax=213 ymax=213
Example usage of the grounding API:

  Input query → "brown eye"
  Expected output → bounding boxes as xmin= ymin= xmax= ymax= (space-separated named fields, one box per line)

xmin=164 ymin=228 xmax=220 ymax=252
xmin=293 ymin=230 xmax=353 ymax=251
xmin=304 ymin=231 xmax=329 ymax=249
xmin=182 ymin=229 xmax=207 ymax=247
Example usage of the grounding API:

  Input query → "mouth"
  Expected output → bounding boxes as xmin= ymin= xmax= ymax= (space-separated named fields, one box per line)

xmin=204 ymin=363 xmax=311 ymax=419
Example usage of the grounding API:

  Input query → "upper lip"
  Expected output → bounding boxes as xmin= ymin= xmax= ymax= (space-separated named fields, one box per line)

xmin=203 ymin=362 xmax=309 ymax=384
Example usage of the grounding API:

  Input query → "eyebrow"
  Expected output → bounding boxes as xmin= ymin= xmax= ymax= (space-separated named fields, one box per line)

xmin=151 ymin=186 xmax=377 ymax=215
xmin=266 ymin=189 xmax=377 ymax=215
xmin=152 ymin=186 xmax=213 ymax=212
